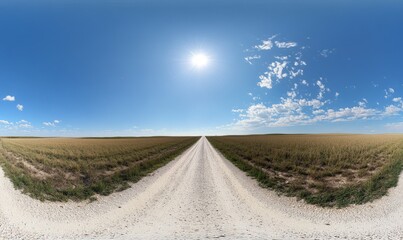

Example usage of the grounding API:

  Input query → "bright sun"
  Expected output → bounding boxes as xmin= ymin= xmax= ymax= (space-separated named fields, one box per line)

xmin=191 ymin=53 xmax=209 ymax=69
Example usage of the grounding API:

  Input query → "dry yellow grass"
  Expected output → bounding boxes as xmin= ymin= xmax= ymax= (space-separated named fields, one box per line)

xmin=0 ymin=136 xmax=199 ymax=201
xmin=208 ymin=134 xmax=403 ymax=207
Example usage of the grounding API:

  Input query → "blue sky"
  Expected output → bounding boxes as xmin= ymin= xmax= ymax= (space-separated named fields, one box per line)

xmin=0 ymin=1 xmax=402 ymax=136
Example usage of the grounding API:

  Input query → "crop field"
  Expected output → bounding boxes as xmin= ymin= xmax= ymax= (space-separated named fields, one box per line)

xmin=208 ymin=134 xmax=403 ymax=207
xmin=0 ymin=136 xmax=199 ymax=201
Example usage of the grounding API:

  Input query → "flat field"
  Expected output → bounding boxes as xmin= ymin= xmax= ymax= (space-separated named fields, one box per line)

xmin=207 ymin=134 xmax=403 ymax=207
xmin=0 ymin=136 xmax=199 ymax=201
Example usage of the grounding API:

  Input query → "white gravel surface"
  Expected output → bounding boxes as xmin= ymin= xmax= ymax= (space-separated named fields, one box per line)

xmin=0 ymin=137 xmax=402 ymax=239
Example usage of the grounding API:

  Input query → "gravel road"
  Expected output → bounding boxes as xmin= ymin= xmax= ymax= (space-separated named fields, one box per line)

xmin=0 ymin=137 xmax=402 ymax=239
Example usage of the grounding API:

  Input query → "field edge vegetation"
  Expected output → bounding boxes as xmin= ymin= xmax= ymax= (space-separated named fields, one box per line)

xmin=0 ymin=137 xmax=200 ymax=202
xmin=207 ymin=135 xmax=403 ymax=208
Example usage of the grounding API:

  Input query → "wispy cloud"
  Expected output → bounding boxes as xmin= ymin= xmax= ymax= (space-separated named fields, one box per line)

xmin=385 ymin=122 xmax=403 ymax=132
xmin=232 ymin=109 xmax=244 ymax=113
xmin=255 ymin=40 xmax=274 ymax=50
xmin=320 ymin=49 xmax=335 ymax=58
xmin=244 ymin=55 xmax=261 ymax=64
xmin=316 ymin=79 xmax=326 ymax=100
xmin=254 ymin=35 xmax=277 ymax=50
xmin=16 ymin=120 xmax=32 ymax=128
xmin=275 ymin=41 xmax=297 ymax=48
xmin=384 ymin=88 xmax=395 ymax=98
xmin=254 ymin=35 xmax=297 ymax=50
xmin=0 ymin=119 xmax=31 ymax=128
xmin=43 ymin=120 xmax=61 ymax=127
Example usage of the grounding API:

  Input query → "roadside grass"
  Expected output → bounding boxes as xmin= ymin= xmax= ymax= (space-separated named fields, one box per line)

xmin=0 ymin=136 xmax=199 ymax=202
xmin=207 ymin=134 xmax=403 ymax=207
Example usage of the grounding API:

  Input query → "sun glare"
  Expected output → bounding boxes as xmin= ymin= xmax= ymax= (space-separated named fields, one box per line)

xmin=191 ymin=53 xmax=209 ymax=69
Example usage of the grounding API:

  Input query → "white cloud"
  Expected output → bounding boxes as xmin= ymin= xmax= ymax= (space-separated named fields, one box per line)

xmin=16 ymin=120 xmax=32 ymax=128
xmin=233 ymin=94 xmax=403 ymax=129
xmin=383 ymin=105 xmax=402 ymax=115
xmin=274 ymin=41 xmax=297 ymax=48
xmin=271 ymin=61 xmax=288 ymax=79
xmin=230 ymin=96 xmax=328 ymax=129
xmin=255 ymin=40 xmax=274 ymax=50
xmin=316 ymin=80 xmax=326 ymax=99
xmin=384 ymin=88 xmax=395 ymax=98
xmin=257 ymin=72 xmax=273 ymax=89
xmin=229 ymin=93 xmax=389 ymax=130
xmin=312 ymin=109 xmax=325 ymax=115
xmin=16 ymin=104 xmax=23 ymax=111
xmin=43 ymin=120 xmax=61 ymax=127
xmin=0 ymin=120 xmax=10 ymax=125
xmin=229 ymin=97 xmax=401 ymax=131
xmin=393 ymin=97 xmax=402 ymax=102
xmin=298 ymin=98 xmax=323 ymax=109
xmin=257 ymin=61 xmax=291 ymax=89
xmin=232 ymin=37 xmax=403 ymax=131
xmin=289 ymin=69 xmax=303 ymax=79
xmin=312 ymin=106 xmax=379 ymax=122
xmin=287 ymin=90 xmax=297 ymax=99
xmin=2 ymin=95 xmax=15 ymax=101
xmin=0 ymin=119 xmax=32 ymax=129
xmin=252 ymin=40 xmax=307 ymax=89
xmin=275 ymin=56 xmax=288 ymax=60
xmin=316 ymin=80 xmax=325 ymax=90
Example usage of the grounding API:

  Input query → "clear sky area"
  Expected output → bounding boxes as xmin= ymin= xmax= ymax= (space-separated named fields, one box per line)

xmin=1 ymin=1 xmax=402 ymax=136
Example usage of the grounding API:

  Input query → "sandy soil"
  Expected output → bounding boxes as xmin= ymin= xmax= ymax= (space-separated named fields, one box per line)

xmin=0 ymin=137 xmax=402 ymax=239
